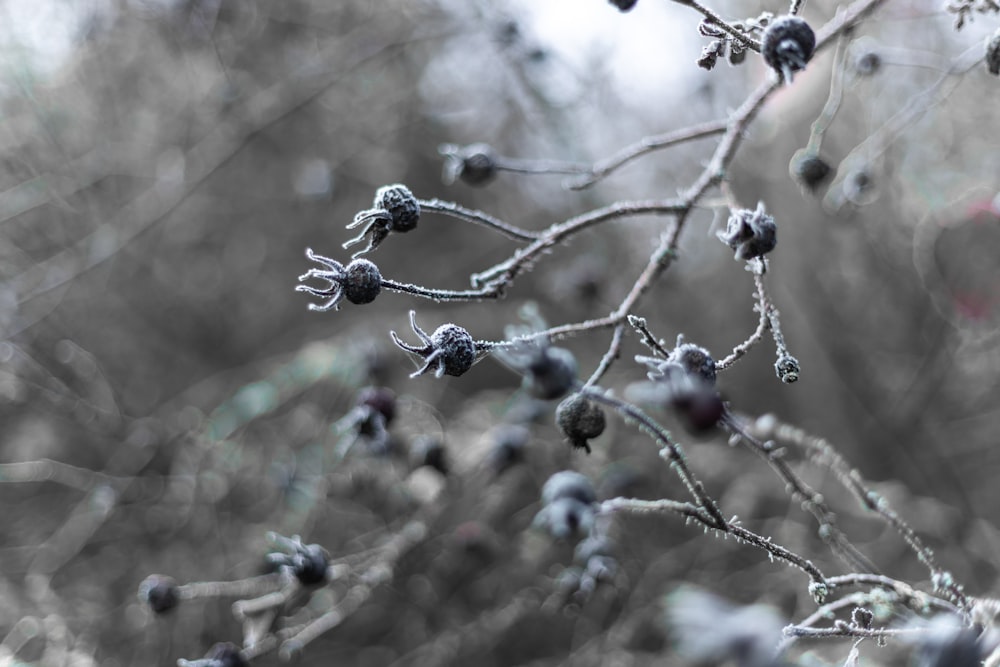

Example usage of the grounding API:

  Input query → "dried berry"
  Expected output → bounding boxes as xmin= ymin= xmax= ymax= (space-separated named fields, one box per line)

xmin=441 ymin=143 xmax=499 ymax=186
xmin=672 ymin=387 xmax=726 ymax=434
xmin=376 ymin=184 xmax=420 ymax=232
xmin=343 ymin=184 xmax=420 ymax=257
xmin=988 ymin=29 xmax=1000 ymax=76
xmin=717 ymin=202 xmax=777 ymax=261
xmin=668 ymin=343 xmax=717 ymax=386
xmin=523 ymin=346 xmax=578 ymax=400
xmin=296 ymin=249 xmax=382 ymax=311
xmin=391 ymin=311 xmax=478 ymax=378
xmin=542 ymin=470 xmax=597 ymax=506
xmin=494 ymin=306 xmax=577 ymax=399
xmin=634 ymin=359 xmax=725 ymax=434
xmin=791 ymin=151 xmax=833 ymax=192
xmin=775 ymin=354 xmax=800 ymax=383
xmin=138 ymin=574 xmax=179 ymax=614
xmin=343 ymin=259 xmax=382 ymax=304
xmin=556 ymin=394 xmax=606 ymax=453
xmin=608 ymin=0 xmax=638 ymax=11
xmin=761 ymin=15 xmax=816 ymax=84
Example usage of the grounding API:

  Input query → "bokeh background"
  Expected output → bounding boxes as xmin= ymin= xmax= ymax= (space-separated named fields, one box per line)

xmin=2 ymin=0 xmax=1000 ymax=665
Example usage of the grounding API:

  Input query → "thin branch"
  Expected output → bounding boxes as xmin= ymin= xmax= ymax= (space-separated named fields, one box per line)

xmin=567 ymin=119 xmax=729 ymax=190
xmin=579 ymin=386 xmax=727 ymax=528
xmin=470 ymin=199 xmax=685 ymax=290
xmin=749 ymin=413 xmax=970 ymax=611
xmin=672 ymin=0 xmax=762 ymax=53
xmin=583 ymin=324 xmax=625 ymax=389
xmin=724 ymin=414 xmax=881 ymax=575
xmin=419 ymin=198 xmax=541 ymax=241
xmin=600 ymin=496 xmax=827 ymax=585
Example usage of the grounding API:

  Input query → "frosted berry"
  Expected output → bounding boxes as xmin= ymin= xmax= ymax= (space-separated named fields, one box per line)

xmin=775 ymin=355 xmax=800 ymax=384
xmin=343 ymin=184 xmax=420 ymax=257
xmin=761 ymin=16 xmax=815 ymax=84
xmin=717 ymin=202 xmax=777 ymax=260
xmin=669 ymin=343 xmax=717 ymax=386
xmin=432 ymin=325 xmax=476 ymax=376
xmin=139 ymin=574 xmax=179 ymax=614
xmin=375 ymin=184 xmax=420 ymax=233
xmin=296 ymin=249 xmax=382 ymax=311
xmin=636 ymin=358 xmax=724 ymax=434
xmin=556 ymin=394 xmax=606 ymax=453
xmin=391 ymin=311 xmax=478 ymax=378
xmin=343 ymin=259 xmax=382 ymax=304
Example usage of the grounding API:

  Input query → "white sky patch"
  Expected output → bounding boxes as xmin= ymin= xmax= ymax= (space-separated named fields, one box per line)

xmin=0 ymin=0 xmax=94 ymax=79
xmin=509 ymin=0 xmax=698 ymax=105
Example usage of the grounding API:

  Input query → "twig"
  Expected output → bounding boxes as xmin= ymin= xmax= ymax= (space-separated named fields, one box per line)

xmin=419 ymin=198 xmax=541 ymax=241
xmin=749 ymin=413 xmax=970 ymax=611
xmin=567 ymin=119 xmax=728 ymax=190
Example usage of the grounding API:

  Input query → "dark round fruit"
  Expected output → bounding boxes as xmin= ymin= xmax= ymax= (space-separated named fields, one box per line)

xmin=375 ymin=184 xmax=420 ymax=233
xmin=344 ymin=259 xmax=382 ymax=304
xmin=556 ymin=394 xmax=606 ymax=453
xmin=430 ymin=324 xmax=476 ymax=377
